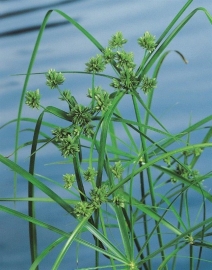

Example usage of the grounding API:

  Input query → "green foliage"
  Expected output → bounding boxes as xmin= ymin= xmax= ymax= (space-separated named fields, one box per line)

xmin=1 ymin=2 xmax=212 ymax=270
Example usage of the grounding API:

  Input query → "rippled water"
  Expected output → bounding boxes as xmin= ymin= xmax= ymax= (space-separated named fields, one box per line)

xmin=0 ymin=0 xmax=212 ymax=269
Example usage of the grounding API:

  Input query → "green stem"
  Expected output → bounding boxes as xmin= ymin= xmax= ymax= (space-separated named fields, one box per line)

xmin=91 ymin=72 xmax=95 ymax=110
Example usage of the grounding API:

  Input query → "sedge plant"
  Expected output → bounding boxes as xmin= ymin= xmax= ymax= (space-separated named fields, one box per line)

xmin=1 ymin=1 xmax=212 ymax=269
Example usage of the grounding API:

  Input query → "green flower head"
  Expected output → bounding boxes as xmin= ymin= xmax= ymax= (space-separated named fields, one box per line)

xmin=103 ymin=47 xmax=116 ymax=63
xmin=85 ymin=54 xmax=106 ymax=73
xmin=59 ymin=90 xmax=72 ymax=101
xmin=115 ymin=51 xmax=136 ymax=69
xmin=68 ymin=104 xmax=92 ymax=126
xmin=83 ymin=167 xmax=97 ymax=182
xmin=95 ymin=93 xmax=111 ymax=112
xmin=83 ymin=124 xmax=95 ymax=138
xmin=87 ymin=86 xmax=104 ymax=99
xmin=108 ymin=31 xmax=127 ymax=49
xmin=59 ymin=135 xmax=79 ymax=157
xmin=46 ymin=69 xmax=65 ymax=89
xmin=52 ymin=127 xmax=71 ymax=142
xmin=194 ymin=147 xmax=203 ymax=157
xmin=185 ymin=234 xmax=194 ymax=245
xmin=140 ymin=75 xmax=157 ymax=94
xmin=113 ymin=193 xmax=125 ymax=208
xmin=72 ymin=125 xmax=82 ymax=137
xmin=73 ymin=201 xmax=93 ymax=218
xmin=138 ymin=31 xmax=157 ymax=52
xmin=111 ymin=68 xmax=139 ymax=92
xmin=94 ymin=91 xmax=111 ymax=112
xmin=25 ymin=89 xmax=40 ymax=109
xmin=111 ymin=161 xmax=124 ymax=179
xmin=63 ymin=173 xmax=75 ymax=189
xmin=163 ymin=156 xmax=171 ymax=166
xmin=175 ymin=164 xmax=189 ymax=178
xmin=90 ymin=185 xmax=108 ymax=210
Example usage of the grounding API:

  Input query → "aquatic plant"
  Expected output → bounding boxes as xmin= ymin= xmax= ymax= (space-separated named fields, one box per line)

xmin=1 ymin=1 xmax=212 ymax=269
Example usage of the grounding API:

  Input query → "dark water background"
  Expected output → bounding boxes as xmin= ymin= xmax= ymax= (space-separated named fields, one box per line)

xmin=0 ymin=0 xmax=212 ymax=269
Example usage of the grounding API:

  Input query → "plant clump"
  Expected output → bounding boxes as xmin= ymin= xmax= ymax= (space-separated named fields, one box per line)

xmin=20 ymin=24 xmax=212 ymax=269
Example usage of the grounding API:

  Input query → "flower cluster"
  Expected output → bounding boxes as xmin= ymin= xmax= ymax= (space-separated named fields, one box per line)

xmin=46 ymin=69 xmax=65 ymax=89
xmin=171 ymin=164 xmax=199 ymax=183
xmin=87 ymin=86 xmax=103 ymax=98
xmin=85 ymin=54 xmax=106 ymax=73
xmin=111 ymin=68 xmax=139 ymax=92
xmin=59 ymin=135 xmax=79 ymax=157
xmin=103 ymin=47 xmax=116 ymax=63
xmin=138 ymin=31 xmax=157 ymax=52
xmin=63 ymin=173 xmax=75 ymax=189
xmin=163 ymin=156 xmax=172 ymax=166
xmin=73 ymin=201 xmax=93 ymax=218
xmin=183 ymin=147 xmax=203 ymax=157
xmin=175 ymin=164 xmax=190 ymax=178
xmin=83 ymin=167 xmax=97 ymax=182
xmin=52 ymin=127 xmax=71 ymax=142
xmin=87 ymin=86 xmax=111 ymax=112
xmin=129 ymin=262 xmax=139 ymax=270
xmin=108 ymin=31 xmax=127 ymax=49
xmin=25 ymin=89 xmax=40 ymax=109
xmin=115 ymin=51 xmax=136 ymax=69
xmin=83 ymin=124 xmax=95 ymax=138
xmin=95 ymin=91 xmax=111 ymax=112
xmin=106 ymin=32 xmax=138 ymax=93
xmin=73 ymin=185 xmax=108 ymax=218
xmin=185 ymin=234 xmax=194 ymax=245
xmin=140 ymin=76 xmax=157 ymax=94
xmin=59 ymin=90 xmax=72 ymax=101
xmin=84 ymin=31 xmax=158 ymax=94
xmin=59 ymin=90 xmax=78 ymax=109
xmin=111 ymin=161 xmax=124 ymax=179
xmin=51 ymin=127 xmax=81 ymax=157
xmin=90 ymin=185 xmax=108 ymax=210
xmin=68 ymin=104 xmax=92 ymax=126
xmin=113 ymin=193 xmax=125 ymax=208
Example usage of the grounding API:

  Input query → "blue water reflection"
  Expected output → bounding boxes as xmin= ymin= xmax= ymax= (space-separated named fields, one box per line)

xmin=0 ymin=0 xmax=212 ymax=269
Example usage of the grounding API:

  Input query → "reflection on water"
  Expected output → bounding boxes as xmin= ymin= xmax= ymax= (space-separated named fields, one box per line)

xmin=0 ymin=0 xmax=212 ymax=269
xmin=0 ymin=20 xmax=72 ymax=37
xmin=0 ymin=0 xmax=81 ymax=37
xmin=0 ymin=0 xmax=80 ymax=19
